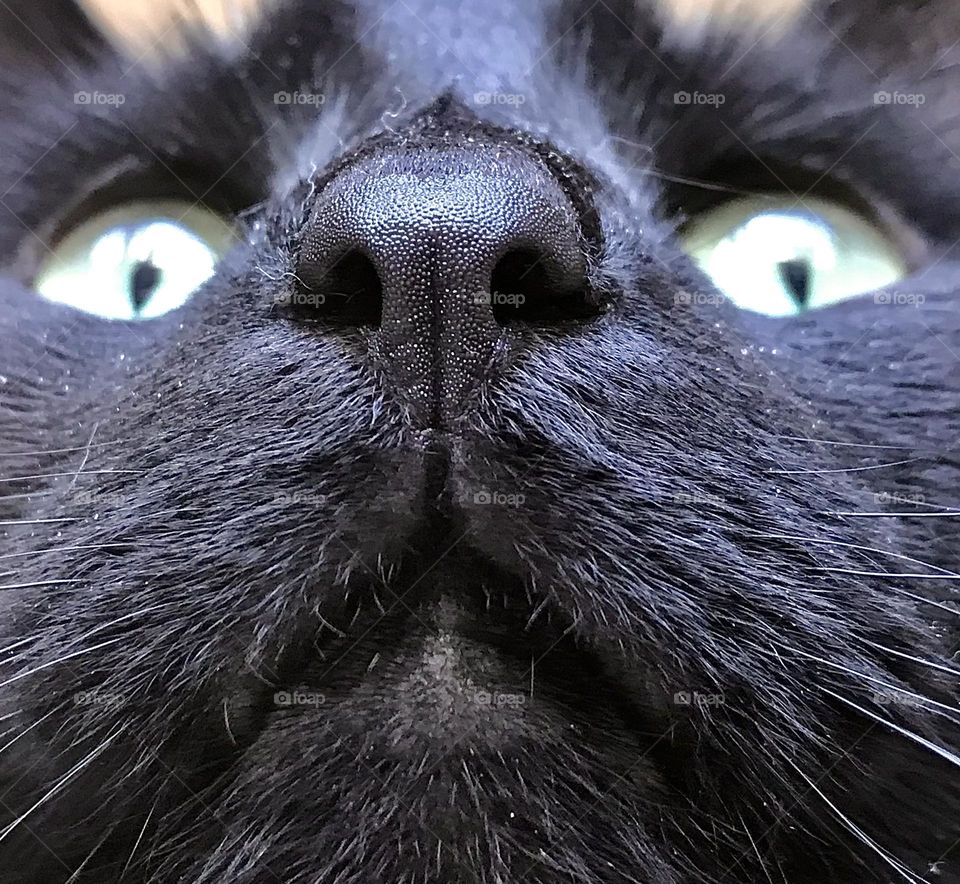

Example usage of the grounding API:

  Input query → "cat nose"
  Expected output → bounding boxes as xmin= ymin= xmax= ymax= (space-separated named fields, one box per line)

xmin=294 ymin=143 xmax=592 ymax=429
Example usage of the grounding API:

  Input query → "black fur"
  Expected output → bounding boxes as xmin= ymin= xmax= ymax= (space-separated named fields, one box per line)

xmin=0 ymin=0 xmax=958 ymax=881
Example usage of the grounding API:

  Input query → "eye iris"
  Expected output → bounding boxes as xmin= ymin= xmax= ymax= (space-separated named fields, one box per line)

xmin=682 ymin=195 xmax=907 ymax=317
xmin=34 ymin=200 xmax=235 ymax=321
xmin=712 ymin=209 xmax=838 ymax=315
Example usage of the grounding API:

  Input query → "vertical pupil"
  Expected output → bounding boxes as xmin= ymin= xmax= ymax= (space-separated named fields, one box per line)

xmin=777 ymin=258 xmax=811 ymax=308
xmin=130 ymin=259 xmax=161 ymax=312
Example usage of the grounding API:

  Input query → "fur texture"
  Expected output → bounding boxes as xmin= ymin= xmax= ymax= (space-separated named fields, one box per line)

xmin=0 ymin=0 xmax=958 ymax=882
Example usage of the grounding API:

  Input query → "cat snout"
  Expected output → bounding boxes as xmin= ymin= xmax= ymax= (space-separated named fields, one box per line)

xmin=292 ymin=112 xmax=595 ymax=429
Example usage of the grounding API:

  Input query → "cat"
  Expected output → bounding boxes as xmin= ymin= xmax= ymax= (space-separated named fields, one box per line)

xmin=0 ymin=0 xmax=958 ymax=881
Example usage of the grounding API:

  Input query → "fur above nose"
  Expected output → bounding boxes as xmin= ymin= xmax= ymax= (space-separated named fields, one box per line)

xmin=296 ymin=140 xmax=588 ymax=429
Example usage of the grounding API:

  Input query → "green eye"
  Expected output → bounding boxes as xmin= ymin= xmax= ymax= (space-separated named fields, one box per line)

xmin=682 ymin=195 xmax=908 ymax=316
xmin=35 ymin=200 xmax=235 ymax=320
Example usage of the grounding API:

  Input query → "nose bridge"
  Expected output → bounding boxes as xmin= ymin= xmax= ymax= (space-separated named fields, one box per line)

xmin=363 ymin=163 xmax=509 ymax=431
xmin=296 ymin=113 xmax=594 ymax=432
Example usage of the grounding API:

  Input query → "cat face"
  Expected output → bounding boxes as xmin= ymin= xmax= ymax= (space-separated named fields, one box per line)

xmin=0 ymin=1 xmax=958 ymax=881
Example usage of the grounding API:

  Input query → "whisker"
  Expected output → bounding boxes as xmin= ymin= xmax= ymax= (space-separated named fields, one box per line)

xmin=0 ymin=637 xmax=127 ymax=689
xmin=67 ymin=422 xmax=99 ymax=489
xmin=0 ymin=636 xmax=35 ymax=657
xmin=766 ymin=458 xmax=926 ymax=476
xmin=746 ymin=534 xmax=960 ymax=578
xmin=888 ymin=587 xmax=959 ymax=617
xmin=65 ymin=825 xmax=115 ymax=884
xmin=824 ymin=689 xmax=960 ymax=771
xmin=638 ymin=167 xmax=766 ymax=197
xmin=0 ymin=519 xmax=79 ymax=525
xmin=0 ymin=707 xmax=57 ymax=756
xmin=0 ymin=580 xmax=84 ymax=591
xmin=815 ymin=568 xmax=960 ymax=580
xmin=777 ymin=436 xmax=918 ymax=451
xmin=860 ymin=642 xmax=960 ymax=678
xmin=1 ymin=470 xmax=143 ymax=482
xmin=779 ymin=749 xmax=925 ymax=883
xmin=793 ymin=649 xmax=960 ymax=722
xmin=119 ymin=796 xmax=159 ymax=881
xmin=736 ymin=810 xmax=777 ymax=884
xmin=0 ymin=725 xmax=124 ymax=844
xmin=0 ymin=442 xmax=122 ymax=457
xmin=0 ymin=544 xmax=130 ymax=561
xmin=823 ymin=511 xmax=960 ymax=518
xmin=45 ymin=604 xmax=175 ymax=658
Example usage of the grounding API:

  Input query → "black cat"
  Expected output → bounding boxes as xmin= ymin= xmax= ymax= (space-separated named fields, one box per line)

xmin=0 ymin=0 xmax=958 ymax=881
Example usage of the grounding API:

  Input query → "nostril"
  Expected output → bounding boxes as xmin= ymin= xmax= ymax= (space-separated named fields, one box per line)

xmin=489 ymin=247 xmax=595 ymax=327
xmin=292 ymin=250 xmax=383 ymax=326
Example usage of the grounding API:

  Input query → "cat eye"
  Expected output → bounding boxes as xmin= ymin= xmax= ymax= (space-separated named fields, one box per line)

xmin=34 ymin=200 xmax=235 ymax=320
xmin=682 ymin=195 xmax=908 ymax=316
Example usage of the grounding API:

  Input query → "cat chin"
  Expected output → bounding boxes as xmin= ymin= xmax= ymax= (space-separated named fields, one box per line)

xmin=148 ymin=559 xmax=678 ymax=882
xmin=259 ymin=591 xmax=653 ymax=763
xmin=260 ymin=550 xmax=663 ymax=743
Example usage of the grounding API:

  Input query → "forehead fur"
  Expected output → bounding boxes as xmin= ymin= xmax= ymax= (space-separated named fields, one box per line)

xmin=80 ymin=0 xmax=804 ymax=55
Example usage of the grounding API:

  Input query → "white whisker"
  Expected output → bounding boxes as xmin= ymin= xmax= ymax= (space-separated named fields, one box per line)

xmin=0 ymin=442 xmax=123 ymax=457
xmin=860 ymin=642 xmax=960 ymax=678
xmin=736 ymin=810 xmax=777 ymax=884
xmin=746 ymin=534 xmax=960 ymax=578
xmin=767 ymin=458 xmax=925 ymax=476
xmin=888 ymin=587 xmax=960 ymax=616
xmin=778 ymin=436 xmax=918 ymax=451
xmin=0 ymin=707 xmax=57 ymax=756
xmin=0 ymin=725 xmax=124 ymax=844
xmin=779 ymin=749 xmax=925 ymax=883
xmin=2 ymin=470 xmax=142 ymax=481
xmin=0 ymin=519 xmax=79 ymax=525
xmin=825 ymin=689 xmax=960 ymax=770
xmin=119 ymin=796 xmax=158 ymax=881
xmin=824 ymin=511 xmax=960 ymax=518
xmin=67 ymin=422 xmax=99 ymax=489
xmin=0 ymin=636 xmax=35 ymax=657
xmin=793 ymin=650 xmax=960 ymax=721
xmin=0 ymin=580 xmax=84 ymax=591
xmin=0 ymin=544 xmax=129 ymax=561
xmin=815 ymin=568 xmax=960 ymax=580
xmin=0 ymin=637 xmax=127 ymax=689
xmin=65 ymin=826 xmax=115 ymax=884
